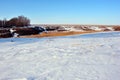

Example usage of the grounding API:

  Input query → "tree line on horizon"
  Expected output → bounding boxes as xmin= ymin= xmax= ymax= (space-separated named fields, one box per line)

xmin=0 ymin=16 xmax=30 ymax=28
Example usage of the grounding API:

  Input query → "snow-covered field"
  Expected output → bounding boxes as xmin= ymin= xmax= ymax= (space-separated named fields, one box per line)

xmin=0 ymin=31 xmax=120 ymax=80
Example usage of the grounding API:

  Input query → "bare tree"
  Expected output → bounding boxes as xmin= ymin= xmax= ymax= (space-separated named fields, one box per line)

xmin=0 ymin=16 xmax=30 ymax=28
xmin=9 ymin=16 xmax=30 ymax=27
xmin=16 ymin=16 xmax=30 ymax=27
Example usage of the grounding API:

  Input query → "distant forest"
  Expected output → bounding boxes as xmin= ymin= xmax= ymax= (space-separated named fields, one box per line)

xmin=0 ymin=16 xmax=30 ymax=28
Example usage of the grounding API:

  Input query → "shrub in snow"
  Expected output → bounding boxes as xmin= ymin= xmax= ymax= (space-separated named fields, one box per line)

xmin=113 ymin=26 xmax=120 ymax=31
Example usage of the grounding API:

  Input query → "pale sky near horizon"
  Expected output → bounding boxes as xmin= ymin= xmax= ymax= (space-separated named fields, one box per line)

xmin=0 ymin=0 xmax=120 ymax=25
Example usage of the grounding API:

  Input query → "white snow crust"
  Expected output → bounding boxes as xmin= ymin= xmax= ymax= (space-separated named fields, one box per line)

xmin=0 ymin=31 xmax=120 ymax=80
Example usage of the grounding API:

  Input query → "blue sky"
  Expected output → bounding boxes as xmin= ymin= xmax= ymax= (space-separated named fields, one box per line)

xmin=0 ymin=0 xmax=120 ymax=25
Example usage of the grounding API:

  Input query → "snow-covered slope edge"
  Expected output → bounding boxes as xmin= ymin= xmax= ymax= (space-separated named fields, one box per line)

xmin=0 ymin=31 xmax=120 ymax=80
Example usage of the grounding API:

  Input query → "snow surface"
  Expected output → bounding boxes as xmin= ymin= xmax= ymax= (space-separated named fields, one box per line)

xmin=0 ymin=31 xmax=120 ymax=80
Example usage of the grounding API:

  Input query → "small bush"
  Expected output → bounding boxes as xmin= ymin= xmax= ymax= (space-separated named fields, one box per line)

xmin=113 ymin=26 xmax=120 ymax=31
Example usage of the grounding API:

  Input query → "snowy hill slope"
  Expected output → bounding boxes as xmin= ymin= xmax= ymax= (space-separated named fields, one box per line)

xmin=0 ymin=31 xmax=120 ymax=80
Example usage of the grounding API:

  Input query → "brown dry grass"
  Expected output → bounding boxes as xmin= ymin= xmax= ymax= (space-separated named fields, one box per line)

xmin=20 ymin=31 xmax=100 ymax=38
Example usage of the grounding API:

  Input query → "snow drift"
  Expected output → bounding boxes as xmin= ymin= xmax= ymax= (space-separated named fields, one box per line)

xmin=0 ymin=31 xmax=120 ymax=80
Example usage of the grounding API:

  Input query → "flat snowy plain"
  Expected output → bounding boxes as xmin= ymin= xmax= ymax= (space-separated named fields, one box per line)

xmin=0 ymin=31 xmax=120 ymax=80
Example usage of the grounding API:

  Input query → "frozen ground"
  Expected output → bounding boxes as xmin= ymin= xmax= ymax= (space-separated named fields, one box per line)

xmin=0 ymin=31 xmax=120 ymax=80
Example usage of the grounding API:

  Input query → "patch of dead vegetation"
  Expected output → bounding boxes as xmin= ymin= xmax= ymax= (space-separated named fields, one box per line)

xmin=20 ymin=31 xmax=100 ymax=38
